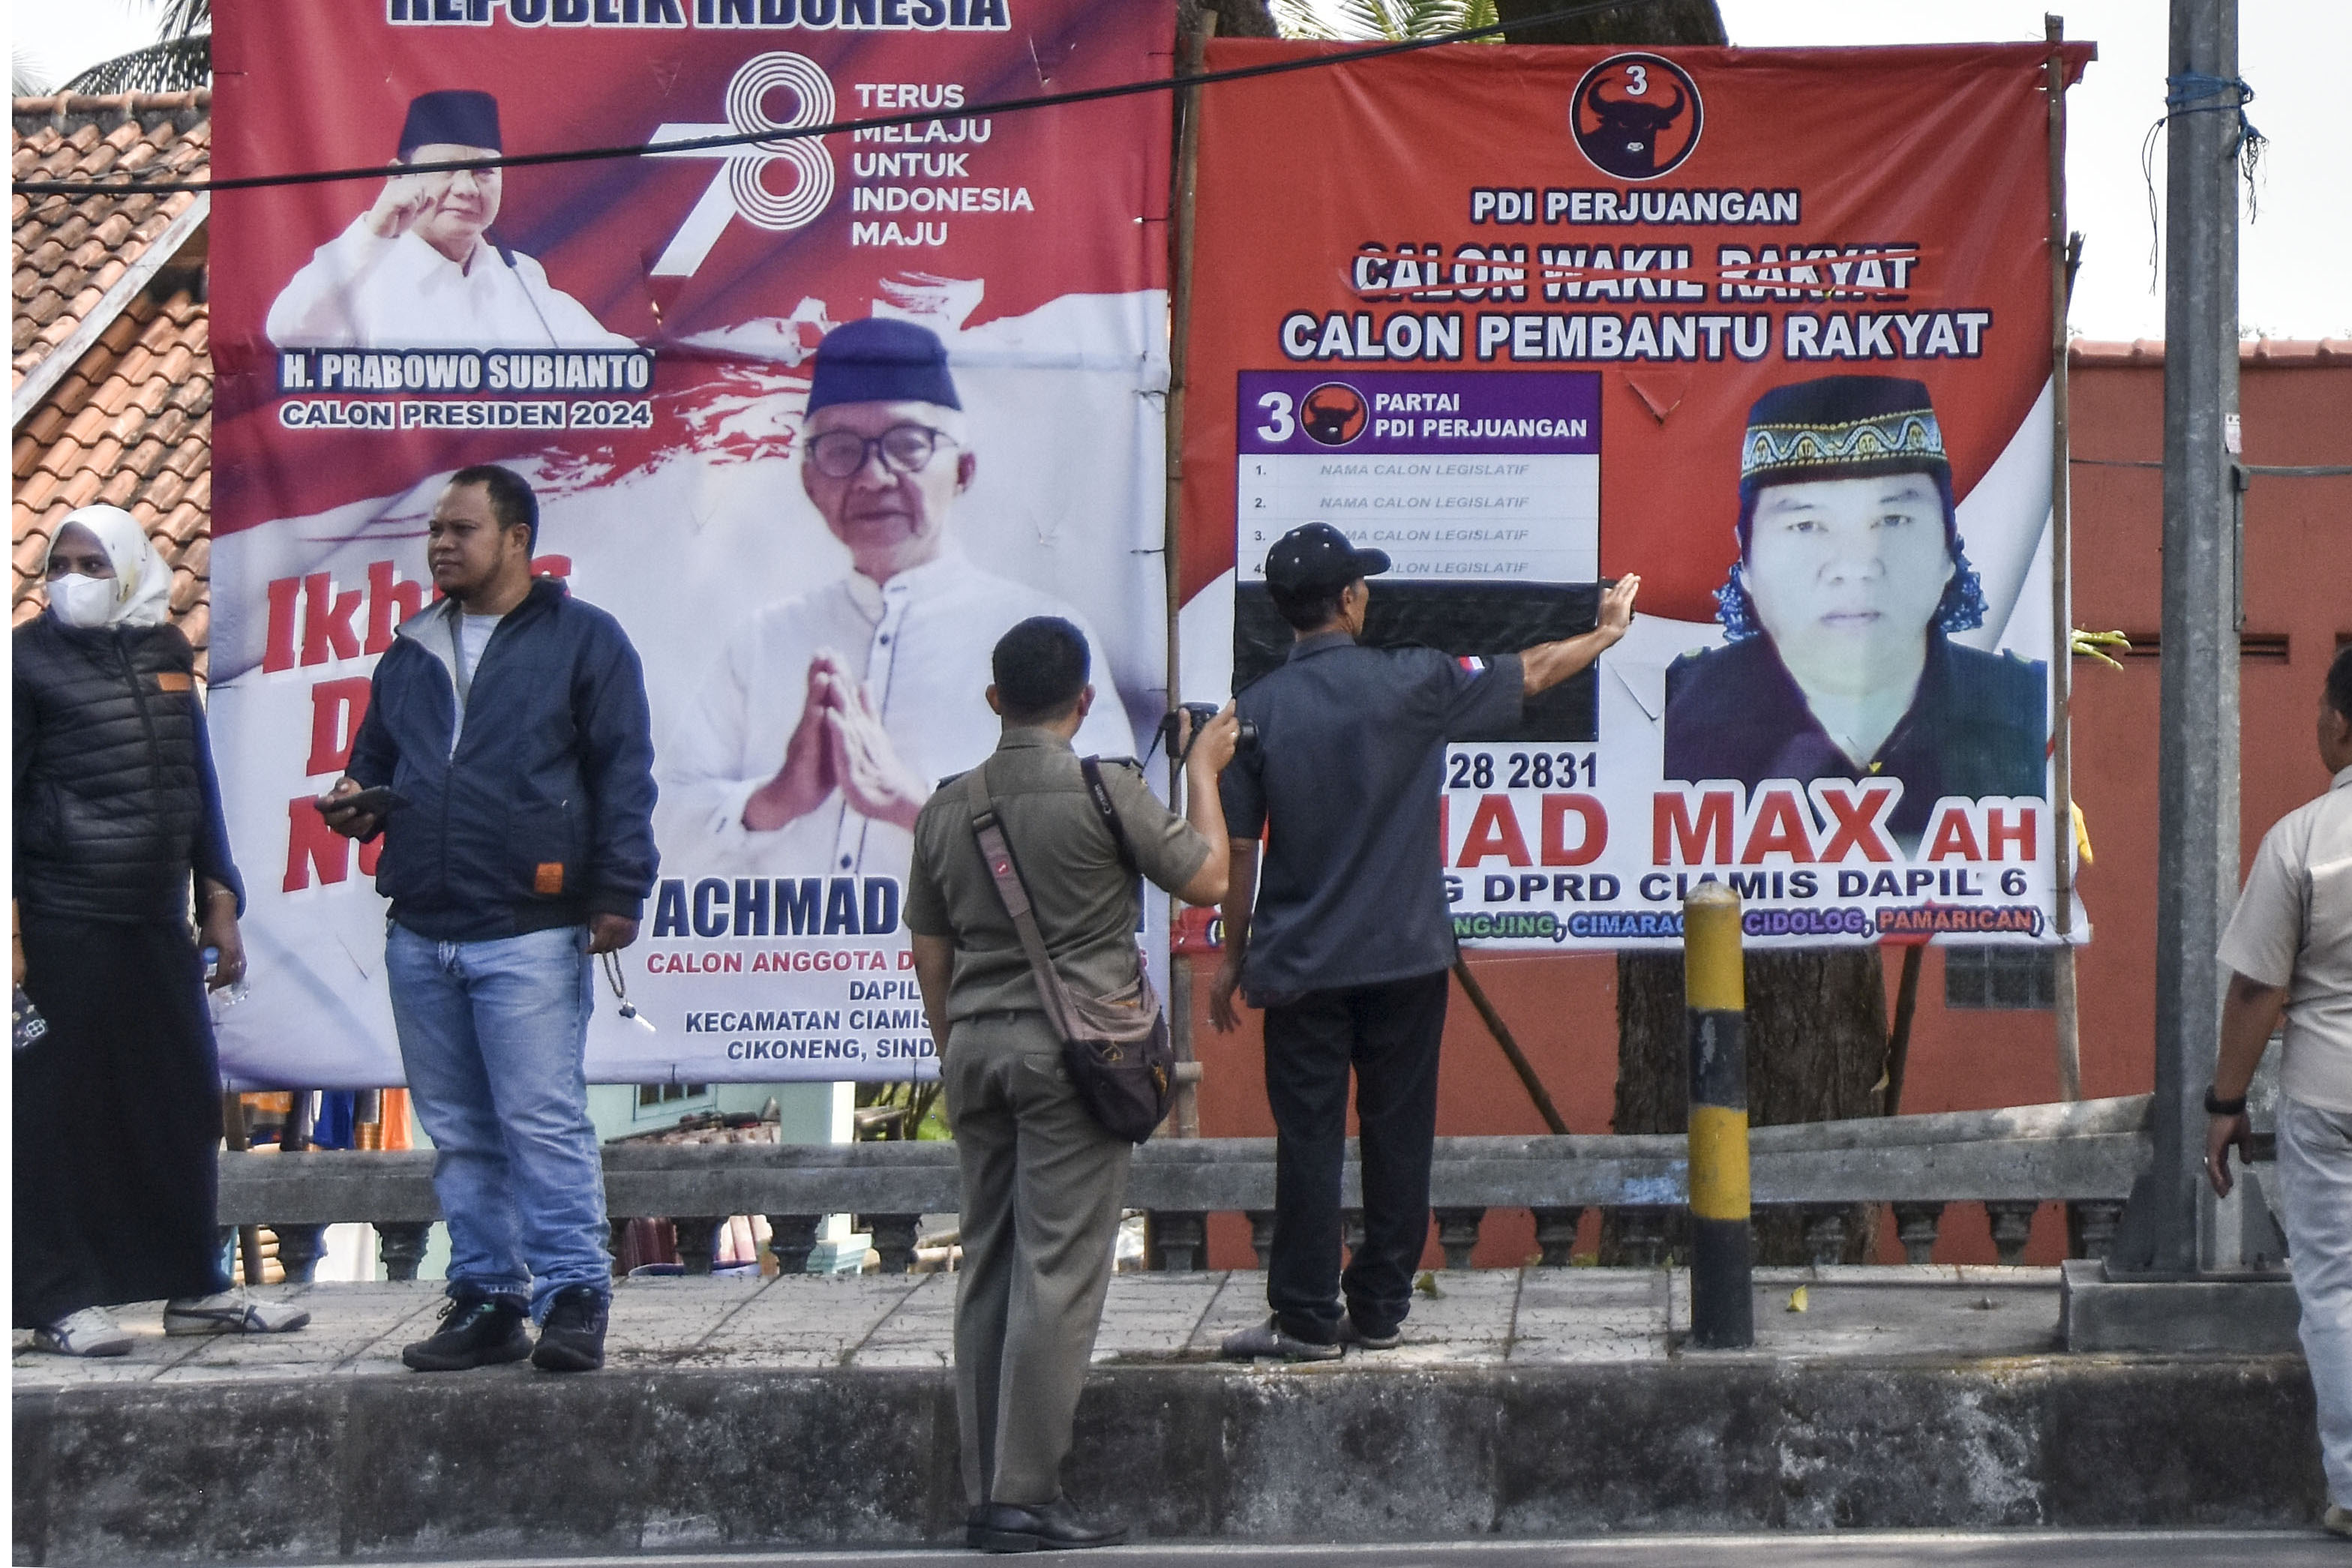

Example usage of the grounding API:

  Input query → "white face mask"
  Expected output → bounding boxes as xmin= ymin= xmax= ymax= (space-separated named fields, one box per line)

xmin=49 ymin=574 xmax=119 ymax=629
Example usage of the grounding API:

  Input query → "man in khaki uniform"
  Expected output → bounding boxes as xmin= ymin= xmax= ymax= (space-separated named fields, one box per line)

xmin=907 ymin=616 xmax=1237 ymax=1553
xmin=2210 ymin=643 xmax=2352 ymax=1538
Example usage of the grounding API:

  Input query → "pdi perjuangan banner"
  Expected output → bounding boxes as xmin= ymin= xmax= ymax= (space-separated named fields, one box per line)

xmin=1178 ymin=40 xmax=2092 ymax=952
xmin=208 ymin=1 xmax=1173 ymax=1087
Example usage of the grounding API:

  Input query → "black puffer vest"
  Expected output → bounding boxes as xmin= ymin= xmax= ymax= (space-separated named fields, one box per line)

xmin=13 ymin=616 xmax=205 ymax=923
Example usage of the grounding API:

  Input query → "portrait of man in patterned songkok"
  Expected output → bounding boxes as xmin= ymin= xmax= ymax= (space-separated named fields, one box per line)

xmin=1663 ymin=375 xmax=2046 ymax=845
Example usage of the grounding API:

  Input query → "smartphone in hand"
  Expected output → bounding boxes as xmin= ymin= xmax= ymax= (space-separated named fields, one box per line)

xmin=315 ymin=784 xmax=410 ymax=817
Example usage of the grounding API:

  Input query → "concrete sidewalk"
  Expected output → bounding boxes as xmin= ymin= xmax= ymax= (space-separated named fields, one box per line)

xmin=10 ymin=1265 xmax=2078 ymax=1387
xmin=11 ymin=1269 xmax=2327 ymax=1564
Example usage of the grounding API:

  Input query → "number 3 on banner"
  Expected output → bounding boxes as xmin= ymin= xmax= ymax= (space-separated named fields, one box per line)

xmin=1256 ymin=391 xmax=1295 ymax=442
xmin=1624 ymin=63 xmax=1648 ymax=94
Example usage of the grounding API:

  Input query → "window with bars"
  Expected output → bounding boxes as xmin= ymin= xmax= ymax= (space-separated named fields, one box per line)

xmin=1942 ymin=946 xmax=2056 ymax=1011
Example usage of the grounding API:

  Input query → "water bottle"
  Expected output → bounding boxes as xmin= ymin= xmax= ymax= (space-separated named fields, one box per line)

xmin=202 ymin=946 xmax=250 ymax=1023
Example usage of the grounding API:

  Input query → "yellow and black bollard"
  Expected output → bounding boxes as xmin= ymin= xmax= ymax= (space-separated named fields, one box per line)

xmin=1684 ymin=883 xmax=1753 ymax=1348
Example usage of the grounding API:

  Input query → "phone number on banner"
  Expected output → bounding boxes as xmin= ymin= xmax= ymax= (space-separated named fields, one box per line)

xmin=278 ymin=398 xmax=653 ymax=432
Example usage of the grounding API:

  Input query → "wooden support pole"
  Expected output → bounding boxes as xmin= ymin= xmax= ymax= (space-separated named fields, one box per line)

xmin=1450 ymin=958 xmax=1569 ymax=1136
xmin=2045 ymin=13 xmax=2083 ymax=1103
xmin=1162 ymin=16 xmax=1214 ymax=1139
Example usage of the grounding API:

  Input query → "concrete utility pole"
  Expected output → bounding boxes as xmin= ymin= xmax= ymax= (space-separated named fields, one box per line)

xmin=2150 ymin=0 xmax=2241 ymax=1276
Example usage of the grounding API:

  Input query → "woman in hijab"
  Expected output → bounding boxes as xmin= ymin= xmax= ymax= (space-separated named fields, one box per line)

xmin=13 ymin=505 xmax=310 ymax=1354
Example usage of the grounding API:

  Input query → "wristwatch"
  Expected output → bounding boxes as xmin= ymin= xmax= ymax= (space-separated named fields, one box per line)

xmin=2204 ymin=1086 xmax=2248 ymax=1117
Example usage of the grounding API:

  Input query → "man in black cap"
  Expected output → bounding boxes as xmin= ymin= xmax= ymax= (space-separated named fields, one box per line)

xmin=267 ymin=89 xmax=630 ymax=349
xmin=1210 ymin=523 xmax=1639 ymax=1360
xmin=1663 ymin=375 xmax=2046 ymax=846
xmin=661 ymin=317 xmax=1134 ymax=883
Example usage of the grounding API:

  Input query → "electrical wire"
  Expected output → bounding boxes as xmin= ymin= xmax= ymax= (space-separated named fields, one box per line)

xmin=16 ymin=0 xmax=1670 ymax=199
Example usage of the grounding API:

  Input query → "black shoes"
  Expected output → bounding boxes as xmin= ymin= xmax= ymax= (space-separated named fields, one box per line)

xmin=976 ymin=1495 xmax=1127 ymax=1553
xmin=400 ymin=1291 xmax=530 ymax=1372
xmin=1219 ymin=1315 xmax=1343 ymax=1363
xmin=530 ymin=1285 xmax=608 ymax=1372
xmin=400 ymin=1285 xmax=609 ymax=1373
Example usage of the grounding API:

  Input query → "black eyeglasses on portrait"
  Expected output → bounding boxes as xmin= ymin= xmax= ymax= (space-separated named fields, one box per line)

xmin=805 ymin=424 xmax=957 ymax=479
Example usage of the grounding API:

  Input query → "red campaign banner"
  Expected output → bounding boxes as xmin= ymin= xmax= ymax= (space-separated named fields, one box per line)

xmin=212 ymin=2 xmax=1170 ymax=541
xmin=1178 ymin=40 xmax=2092 ymax=953
xmin=206 ymin=1 xmax=1174 ymax=1087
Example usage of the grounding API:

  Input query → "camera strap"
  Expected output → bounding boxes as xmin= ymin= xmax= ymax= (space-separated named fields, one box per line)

xmin=1078 ymin=757 xmax=1140 ymax=880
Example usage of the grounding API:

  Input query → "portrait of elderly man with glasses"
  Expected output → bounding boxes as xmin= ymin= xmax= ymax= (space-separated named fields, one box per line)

xmin=660 ymin=318 xmax=1135 ymax=880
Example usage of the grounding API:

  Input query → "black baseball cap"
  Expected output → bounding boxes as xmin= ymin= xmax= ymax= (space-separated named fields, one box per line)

xmin=1264 ymin=522 xmax=1390 ymax=592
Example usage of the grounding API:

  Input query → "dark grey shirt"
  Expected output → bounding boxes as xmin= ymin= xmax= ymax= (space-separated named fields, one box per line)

xmin=1220 ymin=634 xmax=1525 ymax=999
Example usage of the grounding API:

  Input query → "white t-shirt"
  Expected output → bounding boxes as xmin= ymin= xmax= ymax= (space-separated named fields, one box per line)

xmin=458 ymin=613 xmax=499 ymax=686
xmin=2218 ymin=765 xmax=2352 ymax=1115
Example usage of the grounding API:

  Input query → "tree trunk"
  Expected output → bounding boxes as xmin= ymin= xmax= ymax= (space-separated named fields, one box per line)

xmin=1178 ymin=0 xmax=1277 ymax=40
xmin=1604 ymin=948 xmax=1890 ymax=1265
xmin=1494 ymin=0 xmax=1726 ymax=47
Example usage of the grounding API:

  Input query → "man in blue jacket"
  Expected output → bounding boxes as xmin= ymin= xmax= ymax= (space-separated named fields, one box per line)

xmin=322 ymin=464 xmax=656 ymax=1373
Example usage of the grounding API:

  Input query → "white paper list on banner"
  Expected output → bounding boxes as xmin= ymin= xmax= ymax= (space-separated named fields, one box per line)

xmin=1234 ymin=370 xmax=1602 ymax=584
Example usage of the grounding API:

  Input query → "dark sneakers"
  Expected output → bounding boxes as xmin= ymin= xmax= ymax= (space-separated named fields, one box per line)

xmin=976 ymin=1495 xmax=1127 ymax=1553
xmin=530 ymin=1285 xmax=608 ymax=1372
xmin=1219 ymin=1315 xmax=1343 ymax=1363
xmin=400 ymin=1291 xmax=530 ymax=1372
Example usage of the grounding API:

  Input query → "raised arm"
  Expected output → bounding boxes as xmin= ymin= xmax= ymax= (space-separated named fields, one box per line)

xmin=1520 ymin=574 xmax=1640 ymax=697
xmin=1173 ymin=707 xmax=1240 ymax=906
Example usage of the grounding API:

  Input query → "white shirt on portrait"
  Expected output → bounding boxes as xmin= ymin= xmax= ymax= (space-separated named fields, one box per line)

xmin=657 ymin=543 xmax=1139 ymax=883
xmin=265 ymin=217 xmax=632 ymax=349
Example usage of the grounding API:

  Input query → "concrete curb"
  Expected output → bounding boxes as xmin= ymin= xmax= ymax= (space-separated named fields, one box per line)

xmin=10 ymin=1355 xmax=2323 ymax=1562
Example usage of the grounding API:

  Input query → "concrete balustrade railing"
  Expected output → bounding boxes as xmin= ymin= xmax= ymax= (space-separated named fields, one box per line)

xmin=219 ymin=1095 xmax=2168 ymax=1283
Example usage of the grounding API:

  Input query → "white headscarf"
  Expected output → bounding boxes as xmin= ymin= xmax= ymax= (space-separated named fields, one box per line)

xmin=46 ymin=505 xmax=173 ymax=628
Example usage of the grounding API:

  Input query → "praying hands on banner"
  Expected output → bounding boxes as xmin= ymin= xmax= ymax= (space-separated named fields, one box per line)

xmin=741 ymin=648 xmax=926 ymax=834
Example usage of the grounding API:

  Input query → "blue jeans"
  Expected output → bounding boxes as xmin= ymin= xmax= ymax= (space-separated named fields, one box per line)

xmin=386 ymin=923 xmax=608 ymax=1318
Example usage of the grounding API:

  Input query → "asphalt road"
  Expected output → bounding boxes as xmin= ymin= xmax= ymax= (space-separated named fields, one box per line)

xmin=374 ymin=1530 xmax=2346 ymax=1567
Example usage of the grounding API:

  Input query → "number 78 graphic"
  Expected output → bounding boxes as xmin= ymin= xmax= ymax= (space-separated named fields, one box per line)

xmin=650 ymin=52 xmax=837 ymax=277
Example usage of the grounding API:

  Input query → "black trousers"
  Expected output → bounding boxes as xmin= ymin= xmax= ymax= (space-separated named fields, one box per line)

xmin=1261 ymin=968 xmax=1448 ymax=1343
xmin=14 ymin=917 xmax=228 ymax=1327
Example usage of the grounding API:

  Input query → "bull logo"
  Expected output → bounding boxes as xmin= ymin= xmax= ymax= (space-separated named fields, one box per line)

xmin=1300 ymin=382 xmax=1367 ymax=446
xmin=1571 ymin=53 xmax=1702 ymax=181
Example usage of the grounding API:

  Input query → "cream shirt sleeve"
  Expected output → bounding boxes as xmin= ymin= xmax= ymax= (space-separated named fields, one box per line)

xmin=2218 ymin=818 xmax=2306 ymax=988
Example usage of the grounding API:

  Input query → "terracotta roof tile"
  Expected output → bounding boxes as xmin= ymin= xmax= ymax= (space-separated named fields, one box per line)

xmin=14 ymin=529 xmax=52 ymax=582
xmin=12 ymin=92 xmax=208 ymax=394
xmin=156 ymin=499 xmax=205 ymax=547
xmin=12 ymin=93 xmax=213 ymax=658
xmin=14 ymin=467 xmax=59 ymax=512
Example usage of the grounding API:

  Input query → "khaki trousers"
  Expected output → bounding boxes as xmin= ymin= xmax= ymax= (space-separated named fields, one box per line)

xmin=944 ymin=1012 xmax=1131 ymax=1507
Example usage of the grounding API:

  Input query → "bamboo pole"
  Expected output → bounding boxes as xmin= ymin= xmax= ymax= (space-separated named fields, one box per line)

xmin=2045 ymin=14 xmax=2082 ymax=1102
xmin=1162 ymin=16 xmax=1214 ymax=1140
